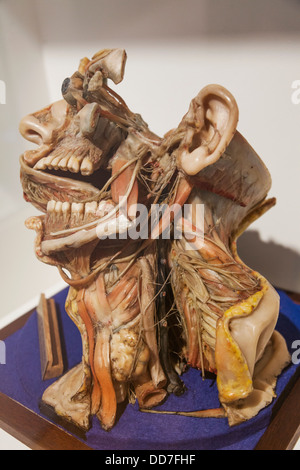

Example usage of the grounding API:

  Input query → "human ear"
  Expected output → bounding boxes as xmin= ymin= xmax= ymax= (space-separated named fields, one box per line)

xmin=177 ymin=84 xmax=239 ymax=176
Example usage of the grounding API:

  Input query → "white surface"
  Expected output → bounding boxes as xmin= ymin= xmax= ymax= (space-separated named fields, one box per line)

xmin=0 ymin=429 xmax=30 ymax=450
xmin=0 ymin=204 xmax=67 ymax=321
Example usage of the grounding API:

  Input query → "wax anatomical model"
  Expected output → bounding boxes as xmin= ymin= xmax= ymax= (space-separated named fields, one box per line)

xmin=19 ymin=49 xmax=290 ymax=430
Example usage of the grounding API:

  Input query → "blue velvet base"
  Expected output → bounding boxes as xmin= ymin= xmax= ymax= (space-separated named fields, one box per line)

xmin=0 ymin=288 xmax=299 ymax=450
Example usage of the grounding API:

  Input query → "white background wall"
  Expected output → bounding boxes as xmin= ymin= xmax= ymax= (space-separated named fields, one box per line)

xmin=1 ymin=0 xmax=300 ymax=321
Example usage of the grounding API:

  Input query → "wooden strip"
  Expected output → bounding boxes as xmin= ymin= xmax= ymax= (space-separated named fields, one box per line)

xmin=48 ymin=298 xmax=64 ymax=371
xmin=37 ymin=294 xmax=51 ymax=380
xmin=284 ymin=290 xmax=300 ymax=305
xmin=255 ymin=371 xmax=300 ymax=450
xmin=37 ymin=294 xmax=64 ymax=380
xmin=0 ymin=310 xmax=34 ymax=341
xmin=0 ymin=392 xmax=92 ymax=450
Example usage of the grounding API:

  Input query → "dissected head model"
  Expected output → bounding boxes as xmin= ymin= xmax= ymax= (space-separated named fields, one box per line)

xmin=19 ymin=48 xmax=290 ymax=431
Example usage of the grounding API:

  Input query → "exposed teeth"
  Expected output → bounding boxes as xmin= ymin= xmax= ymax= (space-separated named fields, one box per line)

xmin=62 ymin=201 xmax=70 ymax=213
xmin=34 ymin=153 xmax=98 ymax=176
xmin=46 ymin=199 xmax=117 ymax=231
xmin=71 ymin=202 xmax=84 ymax=224
xmin=72 ymin=202 xmax=84 ymax=217
xmin=47 ymin=199 xmax=98 ymax=217
xmin=55 ymin=201 xmax=63 ymax=213
xmin=61 ymin=202 xmax=71 ymax=221
xmin=97 ymin=200 xmax=115 ymax=217
xmin=51 ymin=156 xmax=62 ymax=170
xmin=85 ymin=201 xmax=98 ymax=216
xmin=71 ymin=202 xmax=84 ymax=214
xmin=68 ymin=156 xmax=80 ymax=173
xmin=24 ymin=145 xmax=51 ymax=167
xmin=47 ymin=200 xmax=56 ymax=212
xmin=44 ymin=155 xmax=56 ymax=170
xmin=34 ymin=157 xmax=48 ymax=170
xmin=34 ymin=155 xmax=59 ymax=171
xmin=80 ymin=157 xmax=94 ymax=176
xmin=58 ymin=155 xmax=71 ymax=171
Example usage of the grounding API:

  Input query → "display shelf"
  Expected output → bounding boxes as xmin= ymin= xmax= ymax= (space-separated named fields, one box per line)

xmin=0 ymin=291 xmax=299 ymax=451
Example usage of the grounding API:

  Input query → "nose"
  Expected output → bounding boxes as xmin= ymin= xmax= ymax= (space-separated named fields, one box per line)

xmin=19 ymin=100 xmax=68 ymax=146
xmin=19 ymin=113 xmax=53 ymax=146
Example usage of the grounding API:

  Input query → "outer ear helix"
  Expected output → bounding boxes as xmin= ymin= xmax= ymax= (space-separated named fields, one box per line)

xmin=178 ymin=84 xmax=239 ymax=176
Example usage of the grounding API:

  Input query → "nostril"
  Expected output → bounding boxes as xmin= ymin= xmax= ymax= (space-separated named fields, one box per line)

xmin=19 ymin=115 xmax=48 ymax=145
xmin=24 ymin=129 xmax=43 ymax=145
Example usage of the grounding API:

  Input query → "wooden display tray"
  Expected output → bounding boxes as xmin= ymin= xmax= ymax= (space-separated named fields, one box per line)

xmin=0 ymin=296 xmax=299 ymax=451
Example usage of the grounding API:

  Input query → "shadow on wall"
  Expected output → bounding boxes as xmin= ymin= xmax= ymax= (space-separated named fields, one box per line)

xmin=237 ymin=230 xmax=300 ymax=294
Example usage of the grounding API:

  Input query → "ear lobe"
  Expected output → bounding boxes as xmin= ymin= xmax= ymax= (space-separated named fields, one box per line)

xmin=178 ymin=84 xmax=239 ymax=176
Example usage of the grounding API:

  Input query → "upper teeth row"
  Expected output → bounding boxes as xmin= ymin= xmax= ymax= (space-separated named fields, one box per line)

xmin=34 ymin=155 xmax=94 ymax=176
xmin=46 ymin=200 xmax=114 ymax=218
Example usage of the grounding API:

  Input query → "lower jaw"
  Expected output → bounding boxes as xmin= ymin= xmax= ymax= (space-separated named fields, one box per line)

xmin=40 ymin=211 xmax=134 ymax=255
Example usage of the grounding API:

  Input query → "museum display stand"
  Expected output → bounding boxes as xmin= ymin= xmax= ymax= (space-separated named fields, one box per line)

xmin=0 ymin=287 xmax=299 ymax=451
